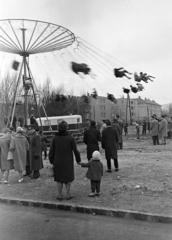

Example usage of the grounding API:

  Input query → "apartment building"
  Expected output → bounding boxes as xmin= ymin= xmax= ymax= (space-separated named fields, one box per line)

xmin=88 ymin=95 xmax=161 ymax=124
xmin=89 ymin=96 xmax=116 ymax=122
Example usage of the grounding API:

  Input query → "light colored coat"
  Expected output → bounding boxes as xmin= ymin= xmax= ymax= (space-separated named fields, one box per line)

xmin=10 ymin=134 xmax=29 ymax=171
xmin=159 ymin=118 xmax=168 ymax=137
xmin=0 ymin=134 xmax=14 ymax=171
xmin=150 ymin=119 xmax=159 ymax=136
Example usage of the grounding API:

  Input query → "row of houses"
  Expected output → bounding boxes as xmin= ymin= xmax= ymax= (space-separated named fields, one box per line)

xmin=87 ymin=95 xmax=161 ymax=124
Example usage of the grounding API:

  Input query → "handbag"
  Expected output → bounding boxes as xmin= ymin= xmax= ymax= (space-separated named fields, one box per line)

xmin=7 ymin=151 xmax=13 ymax=161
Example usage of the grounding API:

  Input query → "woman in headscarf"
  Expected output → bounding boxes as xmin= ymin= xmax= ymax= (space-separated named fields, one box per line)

xmin=49 ymin=121 xmax=81 ymax=200
xmin=0 ymin=128 xmax=14 ymax=183
xmin=9 ymin=127 xmax=29 ymax=182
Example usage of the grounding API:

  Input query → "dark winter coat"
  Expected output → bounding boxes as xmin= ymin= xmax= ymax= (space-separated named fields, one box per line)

xmin=101 ymin=126 xmax=118 ymax=160
xmin=81 ymin=159 xmax=103 ymax=181
xmin=111 ymin=122 xmax=122 ymax=143
xmin=40 ymin=134 xmax=48 ymax=152
xmin=49 ymin=132 xmax=81 ymax=183
xmin=29 ymin=133 xmax=43 ymax=171
xmin=84 ymin=126 xmax=101 ymax=160
xmin=150 ymin=119 xmax=159 ymax=136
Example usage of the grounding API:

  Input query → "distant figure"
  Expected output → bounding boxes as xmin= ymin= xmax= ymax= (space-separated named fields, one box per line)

xmin=100 ymin=120 xmax=107 ymax=134
xmin=84 ymin=121 xmax=101 ymax=161
xmin=135 ymin=121 xmax=140 ymax=140
xmin=147 ymin=121 xmax=150 ymax=133
xmin=115 ymin=115 xmax=124 ymax=149
xmin=80 ymin=151 xmax=103 ymax=197
xmin=150 ymin=115 xmax=159 ymax=145
xmin=159 ymin=115 xmax=168 ymax=145
xmin=114 ymin=68 xmax=132 ymax=79
xmin=96 ymin=122 xmax=101 ymax=131
xmin=30 ymin=115 xmax=39 ymax=131
xmin=39 ymin=130 xmax=49 ymax=160
xmin=142 ymin=120 xmax=147 ymax=135
xmin=112 ymin=119 xmax=121 ymax=150
xmin=123 ymin=122 xmax=128 ymax=135
xmin=101 ymin=119 xmax=119 ymax=172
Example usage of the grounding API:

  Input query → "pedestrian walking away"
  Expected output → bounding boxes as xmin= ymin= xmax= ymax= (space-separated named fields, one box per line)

xmin=159 ymin=115 xmax=168 ymax=145
xmin=39 ymin=130 xmax=49 ymax=160
xmin=115 ymin=115 xmax=124 ymax=149
xmin=135 ymin=121 xmax=140 ymax=140
xmin=150 ymin=115 xmax=159 ymax=145
xmin=84 ymin=120 xmax=101 ymax=161
xmin=101 ymin=119 xmax=119 ymax=172
xmin=79 ymin=150 xmax=103 ymax=197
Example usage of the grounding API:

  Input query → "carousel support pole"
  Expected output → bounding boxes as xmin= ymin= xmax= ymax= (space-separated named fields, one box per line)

xmin=126 ymin=95 xmax=128 ymax=123
xmin=25 ymin=59 xmax=43 ymax=131
xmin=41 ymin=103 xmax=52 ymax=131
xmin=10 ymin=61 xmax=24 ymax=128
xmin=128 ymin=93 xmax=132 ymax=125
xmin=21 ymin=28 xmax=29 ymax=126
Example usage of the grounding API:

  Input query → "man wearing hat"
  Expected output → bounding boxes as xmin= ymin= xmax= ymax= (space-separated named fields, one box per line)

xmin=84 ymin=120 xmax=101 ymax=161
xmin=101 ymin=119 xmax=119 ymax=172
xmin=150 ymin=115 xmax=159 ymax=145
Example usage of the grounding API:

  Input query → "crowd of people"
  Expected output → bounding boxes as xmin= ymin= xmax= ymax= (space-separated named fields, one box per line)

xmin=0 ymin=112 xmax=170 ymax=200
xmin=0 ymin=115 xmax=49 ymax=184
xmin=48 ymin=116 xmax=124 ymax=200
xmin=135 ymin=114 xmax=171 ymax=145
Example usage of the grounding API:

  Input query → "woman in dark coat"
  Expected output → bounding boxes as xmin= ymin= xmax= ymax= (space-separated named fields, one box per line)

xmin=101 ymin=119 xmax=119 ymax=172
xmin=84 ymin=121 xmax=101 ymax=161
xmin=49 ymin=121 xmax=81 ymax=201
xmin=29 ymin=128 xmax=43 ymax=179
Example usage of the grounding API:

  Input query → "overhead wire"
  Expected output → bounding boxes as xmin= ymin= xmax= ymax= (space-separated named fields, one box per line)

xmin=77 ymin=36 xmax=139 ymax=73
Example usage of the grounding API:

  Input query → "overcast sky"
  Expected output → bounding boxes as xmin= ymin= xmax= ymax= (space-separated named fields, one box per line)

xmin=0 ymin=0 xmax=172 ymax=104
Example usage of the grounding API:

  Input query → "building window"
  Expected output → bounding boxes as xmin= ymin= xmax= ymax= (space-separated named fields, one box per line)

xmin=130 ymin=101 xmax=133 ymax=104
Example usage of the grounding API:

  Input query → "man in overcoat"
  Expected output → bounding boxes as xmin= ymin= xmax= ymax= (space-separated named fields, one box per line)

xmin=29 ymin=126 xmax=43 ymax=178
xmin=159 ymin=115 xmax=168 ymax=145
xmin=150 ymin=115 xmax=159 ymax=145
xmin=116 ymin=115 xmax=124 ymax=149
xmin=101 ymin=119 xmax=119 ymax=172
xmin=111 ymin=119 xmax=121 ymax=150
xmin=84 ymin=121 xmax=101 ymax=161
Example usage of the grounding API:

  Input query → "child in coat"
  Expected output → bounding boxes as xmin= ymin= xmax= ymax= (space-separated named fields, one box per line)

xmin=79 ymin=151 xmax=103 ymax=197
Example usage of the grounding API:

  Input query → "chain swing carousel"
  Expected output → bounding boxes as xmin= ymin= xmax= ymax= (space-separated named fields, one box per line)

xmin=0 ymin=19 xmax=155 ymax=129
xmin=0 ymin=19 xmax=76 ymax=129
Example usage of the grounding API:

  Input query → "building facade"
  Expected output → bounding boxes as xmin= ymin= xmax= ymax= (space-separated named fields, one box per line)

xmin=88 ymin=95 xmax=161 ymax=124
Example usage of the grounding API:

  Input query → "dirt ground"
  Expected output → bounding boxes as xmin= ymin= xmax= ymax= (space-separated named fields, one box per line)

xmin=0 ymin=128 xmax=172 ymax=216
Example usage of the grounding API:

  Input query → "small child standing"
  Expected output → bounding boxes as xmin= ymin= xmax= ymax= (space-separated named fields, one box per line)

xmin=80 ymin=151 xmax=103 ymax=197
